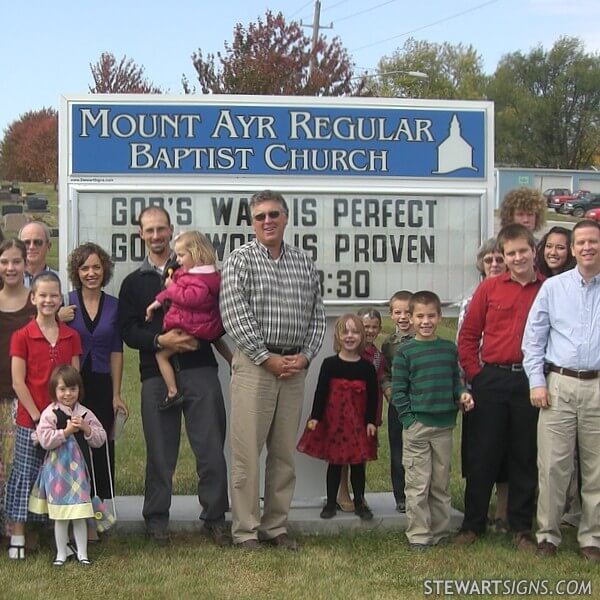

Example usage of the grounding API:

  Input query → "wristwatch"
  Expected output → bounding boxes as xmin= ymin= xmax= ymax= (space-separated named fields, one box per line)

xmin=153 ymin=334 xmax=163 ymax=351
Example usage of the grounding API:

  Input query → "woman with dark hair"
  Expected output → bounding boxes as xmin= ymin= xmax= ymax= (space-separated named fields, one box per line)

xmin=65 ymin=243 xmax=127 ymax=532
xmin=0 ymin=239 xmax=36 ymax=538
xmin=536 ymin=227 xmax=576 ymax=278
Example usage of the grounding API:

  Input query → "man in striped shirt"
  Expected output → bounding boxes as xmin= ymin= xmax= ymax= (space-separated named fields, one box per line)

xmin=220 ymin=190 xmax=326 ymax=551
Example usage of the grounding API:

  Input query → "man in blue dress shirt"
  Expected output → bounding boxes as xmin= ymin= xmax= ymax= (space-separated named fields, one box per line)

xmin=523 ymin=219 xmax=600 ymax=563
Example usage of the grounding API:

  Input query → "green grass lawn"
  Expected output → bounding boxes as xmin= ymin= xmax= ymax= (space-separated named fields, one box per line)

xmin=3 ymin=185 xmax=598 ymax=598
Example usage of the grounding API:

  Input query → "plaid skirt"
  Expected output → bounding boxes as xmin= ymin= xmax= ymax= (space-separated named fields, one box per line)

xmin=29 ymin=435 xmax=93 ymax=520
xmin=4 ymin=426 xmax=46 ymax=523
xmin=0 ymin=397 xmax=18 ymax=535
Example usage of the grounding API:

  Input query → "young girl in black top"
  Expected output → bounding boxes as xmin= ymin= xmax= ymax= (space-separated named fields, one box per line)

xmin=297 ymin=314 xmax=378 ymax=520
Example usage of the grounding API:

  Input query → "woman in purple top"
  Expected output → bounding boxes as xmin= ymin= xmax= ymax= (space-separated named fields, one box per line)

xmin=66 ymin=243 xmax=128 ymax=508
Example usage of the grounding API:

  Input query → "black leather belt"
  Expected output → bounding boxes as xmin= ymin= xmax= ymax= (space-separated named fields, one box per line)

xmin=487 ymin=363 xmax=524 ymax=372
xmin=548 ymin=365 xmax=599 ymax=380
xmin=266 ymin=345 xmax=301 ymax=356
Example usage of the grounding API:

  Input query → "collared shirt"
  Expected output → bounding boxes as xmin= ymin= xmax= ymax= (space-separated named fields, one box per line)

xmin=220 ymin=239 xmax=326 ymax=365
xmin=458 ymin=270 xmax=545 ymax=382
xmin=23 ymin=265 xmax=59 ymax=288
xmin=523 ymin=267 xmax=600 ymax=389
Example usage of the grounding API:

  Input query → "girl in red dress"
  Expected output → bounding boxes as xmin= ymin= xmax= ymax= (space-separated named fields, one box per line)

xmin=297 ymin=314 xmax=378 ymax=520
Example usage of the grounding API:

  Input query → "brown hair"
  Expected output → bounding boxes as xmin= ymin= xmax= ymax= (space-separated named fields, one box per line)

xmin=388 ymin=290 xmax=412 ymax=311
xmin=138 ymin=205 xmax=171 ymax=227
xmin=68 ymin=242 xmax=114 ymax=289
xmin=0 ymin=238 xmax=27 ymax=261
xmin=31 ymin=271 xmax=61 ymax=294
xmin=497 ymin=223 xmax=536 ymax=253
xmin=357 ymin=307 xmax=382 ymax=325
xmin=500 ymin=187 xmax=546 ymax=231
xmin=333 ymin=313 xmax=366 ymax=355
xmin=174 ymin=231 xmax=217 ymax=267
xmin=49 ymin=365 xmax=84 ymax=402
xmin=409 ymin=291 xmax=441 ymax=314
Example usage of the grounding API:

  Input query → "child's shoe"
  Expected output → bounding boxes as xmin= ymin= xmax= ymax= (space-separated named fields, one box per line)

xmin=8 ymin=535 xmax=25 ymax=560
xmin=159 ymin=391 xmax=184 ymax=411
xmin=320 ymin=503 xmax=337 ymax=519
xmin=354 ymin=501 xmax=373 ymax=521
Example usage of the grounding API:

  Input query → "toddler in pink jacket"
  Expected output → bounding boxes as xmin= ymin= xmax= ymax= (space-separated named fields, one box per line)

xmin=146 ymin=231 xmax=225 ymax=410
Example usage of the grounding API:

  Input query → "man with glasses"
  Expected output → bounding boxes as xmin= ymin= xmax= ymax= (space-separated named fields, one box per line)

xmin=18 ymin=222 xmax=57 ymax=287
xmin=220 ymin=190 xmax=326 ymax=551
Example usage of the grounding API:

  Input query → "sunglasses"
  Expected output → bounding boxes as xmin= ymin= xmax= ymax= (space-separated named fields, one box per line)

xmin=22 ymin=239 xmax=45 ymax=247
xmin=483 ymin=255 xmax=504 ymax=265
xmin=253 ymin=210 xmax=282 ymax=222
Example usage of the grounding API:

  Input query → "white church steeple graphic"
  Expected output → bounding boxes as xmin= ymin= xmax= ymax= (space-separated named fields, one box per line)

xmin=432 ymin=114 xmax=478 ymax=174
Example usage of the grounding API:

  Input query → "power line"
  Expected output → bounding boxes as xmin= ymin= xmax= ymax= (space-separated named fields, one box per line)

xmin=322 ymin=0 xmax=352 ymax=13
xmin=290 ymin=0 xmax=314 ymax=19
xmin=351 ymin=0 xmax=501 ymax=53
xmin=334 ymin=0 xmax=400 ymax=25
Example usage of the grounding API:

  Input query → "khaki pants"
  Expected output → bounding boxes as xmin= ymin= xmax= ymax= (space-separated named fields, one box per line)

xmin=402 ymin=421 xmax=453 ymax=545
xmin=230 ymin=349 xmax=306 ymax=544
xmin=537 ymin=372 xmax=600 ymax=549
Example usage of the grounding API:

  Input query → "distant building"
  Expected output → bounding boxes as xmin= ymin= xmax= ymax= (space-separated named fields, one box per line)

xmin=496 ymin=167 xmax=600 ymax=208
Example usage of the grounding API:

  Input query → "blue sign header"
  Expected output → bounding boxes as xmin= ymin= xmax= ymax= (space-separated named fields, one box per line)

xmin=70 ymin=102 xmax=487 ymax=178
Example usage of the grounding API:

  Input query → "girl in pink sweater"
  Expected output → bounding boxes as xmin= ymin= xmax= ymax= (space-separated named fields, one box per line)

xmin=146 ymin=231 xmax=225 ymax=410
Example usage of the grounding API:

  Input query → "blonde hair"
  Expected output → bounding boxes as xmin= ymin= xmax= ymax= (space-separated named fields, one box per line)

xmin=333 ymin=313 xmax=366 ymax=355
xmin=174 ymin=231 xmax=216 ymax=267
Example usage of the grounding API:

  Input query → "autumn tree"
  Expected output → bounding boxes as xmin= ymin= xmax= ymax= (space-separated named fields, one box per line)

xmin=372 ymin=38 xmax=488 ymax=99
xmin=185 ymin=11 xmax=361 ymax=96
xmin=89 ymin=52 xmax=162 ymax=93
xmin=0 ymin=108 xmax=58 ymax=184
xmin=488 ymin=37 xmax=600 ymax=169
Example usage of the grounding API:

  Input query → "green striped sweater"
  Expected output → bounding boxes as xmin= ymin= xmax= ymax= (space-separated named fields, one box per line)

xmin=392 ymin=337 xmax=464 ymax=429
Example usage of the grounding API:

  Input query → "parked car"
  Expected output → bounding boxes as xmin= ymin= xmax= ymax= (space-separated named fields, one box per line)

xmin=557 ymin=190 xmax=592 ymax=214
xmin=563 ymin=194 xmax=600 ymax=218
xmin=584 ymin=207 xmax=600 ymax=222
xmin=543 ymin=188 xmax=572 ymax=209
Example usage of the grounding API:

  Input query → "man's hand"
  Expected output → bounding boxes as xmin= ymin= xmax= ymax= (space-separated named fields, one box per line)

xmin=263 ymin=353 xmax=308 ymax=378
xmin=530 ymin=386 xmax=550 ymax=409
xmin=58 ymin=305 xmax=77 ymax=322
xmin=158 ymin=329 xmax=198 ymax=353
xmin=306 ymin=419 xmax=318 ymax=431
xmin=366 ymin=423 xmax=377 ymax=437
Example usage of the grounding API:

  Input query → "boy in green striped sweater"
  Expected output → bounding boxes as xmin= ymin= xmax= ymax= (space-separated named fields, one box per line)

xmin=392 ymin=291 xmax=474 ymax=550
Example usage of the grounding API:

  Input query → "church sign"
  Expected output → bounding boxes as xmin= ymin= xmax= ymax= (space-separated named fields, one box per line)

xmin=59 ymin=94 xmax=494 ymax=306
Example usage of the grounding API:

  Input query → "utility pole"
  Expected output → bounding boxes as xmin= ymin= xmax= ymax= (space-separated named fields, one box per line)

xmin=301 ymin=0 xmax=332 ymax=78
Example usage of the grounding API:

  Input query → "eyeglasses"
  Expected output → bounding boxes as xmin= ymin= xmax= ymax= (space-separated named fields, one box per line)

xmin=483 ymin=255 xmax=504 ymax=265
xmin=253 ymin=210 xmax=282 ymax=222
xmin=22 ymin=239 xmax=45 ymax=247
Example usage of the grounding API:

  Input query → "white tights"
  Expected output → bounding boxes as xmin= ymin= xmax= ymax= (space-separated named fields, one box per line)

xmin=54 ymin=518 xmax=88 ymax=561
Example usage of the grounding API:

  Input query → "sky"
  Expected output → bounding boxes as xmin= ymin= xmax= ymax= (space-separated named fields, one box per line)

xmin=0 ymin=0 xmax=598 ymax=135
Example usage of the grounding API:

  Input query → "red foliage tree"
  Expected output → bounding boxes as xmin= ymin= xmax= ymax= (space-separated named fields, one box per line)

xmin=185 ymin=11 xmax=362 ymax=96
xmin=0 ymin=108 xmax=58 ymax=184
xmin=89 ymin=52 xmax=162 ymax=93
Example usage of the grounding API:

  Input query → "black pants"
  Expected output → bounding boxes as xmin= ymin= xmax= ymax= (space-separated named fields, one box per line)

xmin=462 ymin=364 xmax=539 ymax=534
xmin=388 ymin=403 xmax=405 ymax=503
xmin=326 ymin=463 xmax=366 ymax=506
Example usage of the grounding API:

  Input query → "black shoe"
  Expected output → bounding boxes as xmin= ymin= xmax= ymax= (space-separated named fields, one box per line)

xmin=159 ymin=391 xmax=184 ymax=411
xmin=396 ymin=500 xmax=406 ymax=513
xmin=145 ymin=529 xmax=171 ymax=546
xmin=203 ymin=521 xmax=231 ymax=547
xmin=354 ymin=502 xmax=373 ymax=521
xmin=320 ymin=504 xmax=337 ymax=519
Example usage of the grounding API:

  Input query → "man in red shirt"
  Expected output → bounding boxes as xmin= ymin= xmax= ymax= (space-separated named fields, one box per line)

xmin=456 ymin=224 xmax=544 ymax=550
